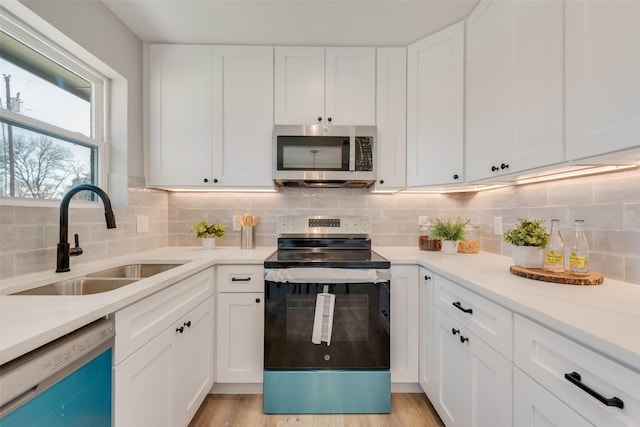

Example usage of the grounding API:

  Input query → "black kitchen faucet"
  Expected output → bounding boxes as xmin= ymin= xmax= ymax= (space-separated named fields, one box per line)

xmin=56 ymin=184 xmax=116 ymax=272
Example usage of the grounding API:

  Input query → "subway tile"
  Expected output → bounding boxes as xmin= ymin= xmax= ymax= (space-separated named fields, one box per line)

xmin=0 ymin=206 xmax=15 ymax=225
xmin=625 ymin=257 xmax=640 ymax=285
xmin=547 ymin=181 xmax=593 ymax=206
xmin=624 ymin=203 xmax=640 ymax=229
xmin=568 ymin=205 xmax=623 ymax=229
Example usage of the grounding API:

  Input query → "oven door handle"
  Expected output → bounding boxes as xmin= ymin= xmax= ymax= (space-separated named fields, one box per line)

xmin=264 ymin=268 xmax=389 ymax=284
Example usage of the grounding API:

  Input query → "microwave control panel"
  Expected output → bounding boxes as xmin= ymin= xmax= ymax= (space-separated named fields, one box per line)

xmin=354 ymin=136 xmax=374 ymax=171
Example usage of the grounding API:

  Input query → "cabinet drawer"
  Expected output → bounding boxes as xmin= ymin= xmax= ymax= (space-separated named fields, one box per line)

xmin=434 ymin=275 xmax=513 ymax=359
xmin=515 ymin=315 xmax=640 ymax=426
xmin=114 ymin=268 xmax=214 ymax=364
xmin=217 ymin=264 xmax=264 ymax=292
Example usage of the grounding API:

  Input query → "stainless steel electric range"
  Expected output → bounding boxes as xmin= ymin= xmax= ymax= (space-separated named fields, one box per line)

xmin=263 ymin=216 xmax=391 ymax=414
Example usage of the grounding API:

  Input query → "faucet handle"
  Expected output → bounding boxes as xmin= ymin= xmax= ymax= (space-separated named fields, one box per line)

xmin=70 ymin=233 xmax=83 ymax=257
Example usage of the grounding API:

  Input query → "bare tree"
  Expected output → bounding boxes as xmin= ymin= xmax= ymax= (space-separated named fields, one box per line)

xmin=0 ymin=134 xmax=74 ymax=198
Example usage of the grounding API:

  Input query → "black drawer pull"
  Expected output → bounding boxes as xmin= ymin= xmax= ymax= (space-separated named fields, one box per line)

xmin=564 ymin=371 xmax=624 ymax=409
xmin=452 ymin=301 xmax=473 ymax=314
xmin=231 ymin=277 xmax=251 ymax=282
xmin=424 ymin=275 xmax=431 ymax=281
xmin=451 ymin=328 xmax=460 ymax=335
xmin=460 ymin=336 xmax=469 ymax=343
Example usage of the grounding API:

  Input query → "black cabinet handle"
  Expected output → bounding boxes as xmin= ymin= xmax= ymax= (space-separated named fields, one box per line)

xmin=460 ymin=336 xmax=469 ymax=343
xmin=379 ymin=179 xmax=384 ymax=184
xmin=491 ymin=165 xmax=499 ymax=172
xmin=176 ymin=326 xmax=184 ymax=334
xmin=453 ymin=301 xmax=473 ymax=314
xmin=203 ymin=178 xmax=209 ymax=183
xmin=424 ymin=275 xmax=431 ymax=281
xmin=453 ymin=174 xmax=459 ymax=180
xmin=184 ymin=321 xmax=191 ymax=328
xmin=231 ymin=277 xmax=251 ymax=282
xmin=213 ymin=178 xmax=218 ymax=183
xmin=501 ymin=163 xmax=509 ymax=170
xmin=327 ymin=117 xmax=332 ymax=122
xmin=564 ymin=372 xmax=624 ymax=409
xmin=255 ymin=298 xmax=261 ymax=303
xmin=317 ymin=116 xmax=322 ymax=122
xmin=451 ymin=328 xmax=460 ymax=335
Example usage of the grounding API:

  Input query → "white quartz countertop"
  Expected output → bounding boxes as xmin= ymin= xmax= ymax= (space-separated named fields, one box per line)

xmin=375 ymin=247 xmax=640 ymax=373
xmin=2 ymin=246 xmax=639 ymax=374
xmin=0 ymin=246 xmax=275 ymax=365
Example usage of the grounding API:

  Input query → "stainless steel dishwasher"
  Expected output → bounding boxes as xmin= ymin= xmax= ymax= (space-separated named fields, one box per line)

xmin=0 ymin=318 xmax=115 ymax=427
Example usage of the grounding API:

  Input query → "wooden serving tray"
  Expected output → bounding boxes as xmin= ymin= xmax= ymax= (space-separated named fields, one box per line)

xmin=509 ymin=265 xmax=604 ymax=286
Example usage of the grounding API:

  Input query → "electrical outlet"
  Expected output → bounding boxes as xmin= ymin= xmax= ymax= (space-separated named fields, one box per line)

xmin=493 ymin=216 xmax=503 ymax=235
xmin=232 ymin=215 xmax=241 ymax=231
xmin=137 ymin=215 xmax=149 ymax=233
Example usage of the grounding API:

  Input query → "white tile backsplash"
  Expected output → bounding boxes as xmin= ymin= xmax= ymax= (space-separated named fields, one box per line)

xmin=1 ymin=168 xmax=638 ymax=284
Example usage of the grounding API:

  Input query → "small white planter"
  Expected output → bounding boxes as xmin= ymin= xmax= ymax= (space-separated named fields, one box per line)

xmin=511 ymin=245 xmax=544 ymax=268
xmin=442 ymin=240 xmax=459 ymax=255
xmin=201 ymin=238 xmax=216 ymax=250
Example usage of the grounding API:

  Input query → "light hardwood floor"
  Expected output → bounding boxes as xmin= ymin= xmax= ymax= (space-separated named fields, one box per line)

xmin=189 ymin=393 xmax=444 ymax=427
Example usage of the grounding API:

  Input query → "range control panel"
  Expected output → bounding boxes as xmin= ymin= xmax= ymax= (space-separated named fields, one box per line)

xmin=278 ymin=215 xmax=371 ymax=235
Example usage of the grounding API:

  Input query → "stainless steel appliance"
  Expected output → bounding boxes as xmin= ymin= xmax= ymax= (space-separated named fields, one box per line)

xmin=263 ymin=215 xmax=391 ymax=414
xmin=273 ymin=125 xmax=376 ymax=188
xmin=0 ymin=318 xmax=115 ymax=426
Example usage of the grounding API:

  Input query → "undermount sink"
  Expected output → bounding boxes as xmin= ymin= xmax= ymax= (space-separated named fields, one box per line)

xmin=13 ymin=278 xmax=139 ymax=296
xmin=12 ymin=263 xmax=184 ymax=296
xmin=87 ymin=263 xmax=182 ymax=279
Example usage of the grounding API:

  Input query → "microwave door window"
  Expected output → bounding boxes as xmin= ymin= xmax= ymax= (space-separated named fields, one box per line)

xmin=277 ymin=136 xmax=350 ymax=171
xmin=283 ymin=146 xmax=343 ymax=170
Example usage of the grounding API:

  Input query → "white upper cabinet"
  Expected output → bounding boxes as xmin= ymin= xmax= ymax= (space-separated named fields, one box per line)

xmin=565 ymin=1 xmax=640 ymax=161
xmin=148 ymin=44 xmax=273 ymax=188
xmin=375 ymin=47 xmax=407 ymax=190
xmin=406 ymin=22 xmax=464 ymax=187
xmin=149 ymin=45 xmax=213 ymax=187
xmin=211 ymin=46 xmax=274 ymax=187
xmin=465 ymin=0 xmax=564 ymax=182
xmin=275 ymin=46 xmax=376 ymax=125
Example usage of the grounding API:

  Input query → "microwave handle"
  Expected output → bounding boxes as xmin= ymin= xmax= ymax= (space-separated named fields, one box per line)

xmin=349 ymin=135 xmax=356 ymax=171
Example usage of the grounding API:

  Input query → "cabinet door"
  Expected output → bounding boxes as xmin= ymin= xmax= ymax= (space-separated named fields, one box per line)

xmin=407 ymin=22 xmax=464 ymax=187
xmin=418 ymin=268 xmax=435 ymax=398
xmin=212 ymin=46 xmax=274 ymax=187
xmin=465 ymin=0 xmax=564 ymax=182
xmin=566 ymin=1 xmax=640 ymax=160
xmin=467 ymin=324 xmax=512 ymax=427
xmin=390 ymin=265 xmax=419 ymax=383
xmin=216 ymin=292 xmax=264 ymax=383
xmin=375 ymin=47 xmax=407 ymax=190
xmin=114 ymin=325 xmax=175 ymax=427
xmin=325 ymin=47 xmax=376 ymax=125
xmin=514 ymin=368 xmax=594 ymax=427
xmin=433 ymin=308 xmax=466 ymax=427
xmin=274 ymin=46 xmax=325 ymax=125
xmin=174 ymin=297 xmax=214 ymax=427
xmin=149 ymin=44 xmax=213 ymax=186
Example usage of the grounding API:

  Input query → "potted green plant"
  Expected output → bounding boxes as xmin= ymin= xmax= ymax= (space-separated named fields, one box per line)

xmin=503 ymin=218 xmax=549 ymax=268
xmin=191 ymin=219 xmax=226 ymax=249
xmin=430 ymin=217 xmax=470 ymax=254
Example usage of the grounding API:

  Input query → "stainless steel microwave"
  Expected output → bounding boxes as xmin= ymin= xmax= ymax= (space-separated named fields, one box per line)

xmin=273 ymin=125 xmax=376 ymax=188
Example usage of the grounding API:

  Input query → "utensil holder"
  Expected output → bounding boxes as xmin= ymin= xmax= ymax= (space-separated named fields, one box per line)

xmin=241 ymin=226 xmax=255 ymax=249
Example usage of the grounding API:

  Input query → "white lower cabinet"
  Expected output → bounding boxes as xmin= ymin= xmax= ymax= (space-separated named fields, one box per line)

xmin=390 ymin=265 xmax=419 ymax=383
xmin=418 ymin=267 xmax=435 ymax=397
xmin=514 ymin=368 xmax=594 ymax=427
xmin=215 ymin=264 xmax=264 ymax=383
xmin=433 ymin=307 xmax=512 ymax=427
xmin=216 ymin=292 xmax=264 ymax=383
xmin=113 ymin=269 xmax=214 ymax=427
xmin=514 ymin=314 xmax=640 ymax=426
xmin=114 ymin=296 xmax=214 ymax=427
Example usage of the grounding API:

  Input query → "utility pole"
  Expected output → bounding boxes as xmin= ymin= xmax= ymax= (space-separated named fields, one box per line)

xmin=3 ymin=74 xmax=15 ymax=196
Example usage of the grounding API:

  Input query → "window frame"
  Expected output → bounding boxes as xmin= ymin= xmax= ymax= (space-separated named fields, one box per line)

xmin=0 ymin=9 xmax=110 ymax=202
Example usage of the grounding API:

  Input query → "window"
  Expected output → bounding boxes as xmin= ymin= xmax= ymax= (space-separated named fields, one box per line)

xmin=0 ymin=20 xmax=107 ymax=200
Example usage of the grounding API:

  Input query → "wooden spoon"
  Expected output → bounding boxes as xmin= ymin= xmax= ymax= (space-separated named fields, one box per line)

xmin=235 ymin=215 xmax=244 ymax=227
xmin=251 ymin=215 xmax=260 ymax=226
xmin=243 ymin=213 xmax=252 ymax=227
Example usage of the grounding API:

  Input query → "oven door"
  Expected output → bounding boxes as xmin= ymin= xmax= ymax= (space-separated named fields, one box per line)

xmin=264 ymin=276 xmax=390 ymax=370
